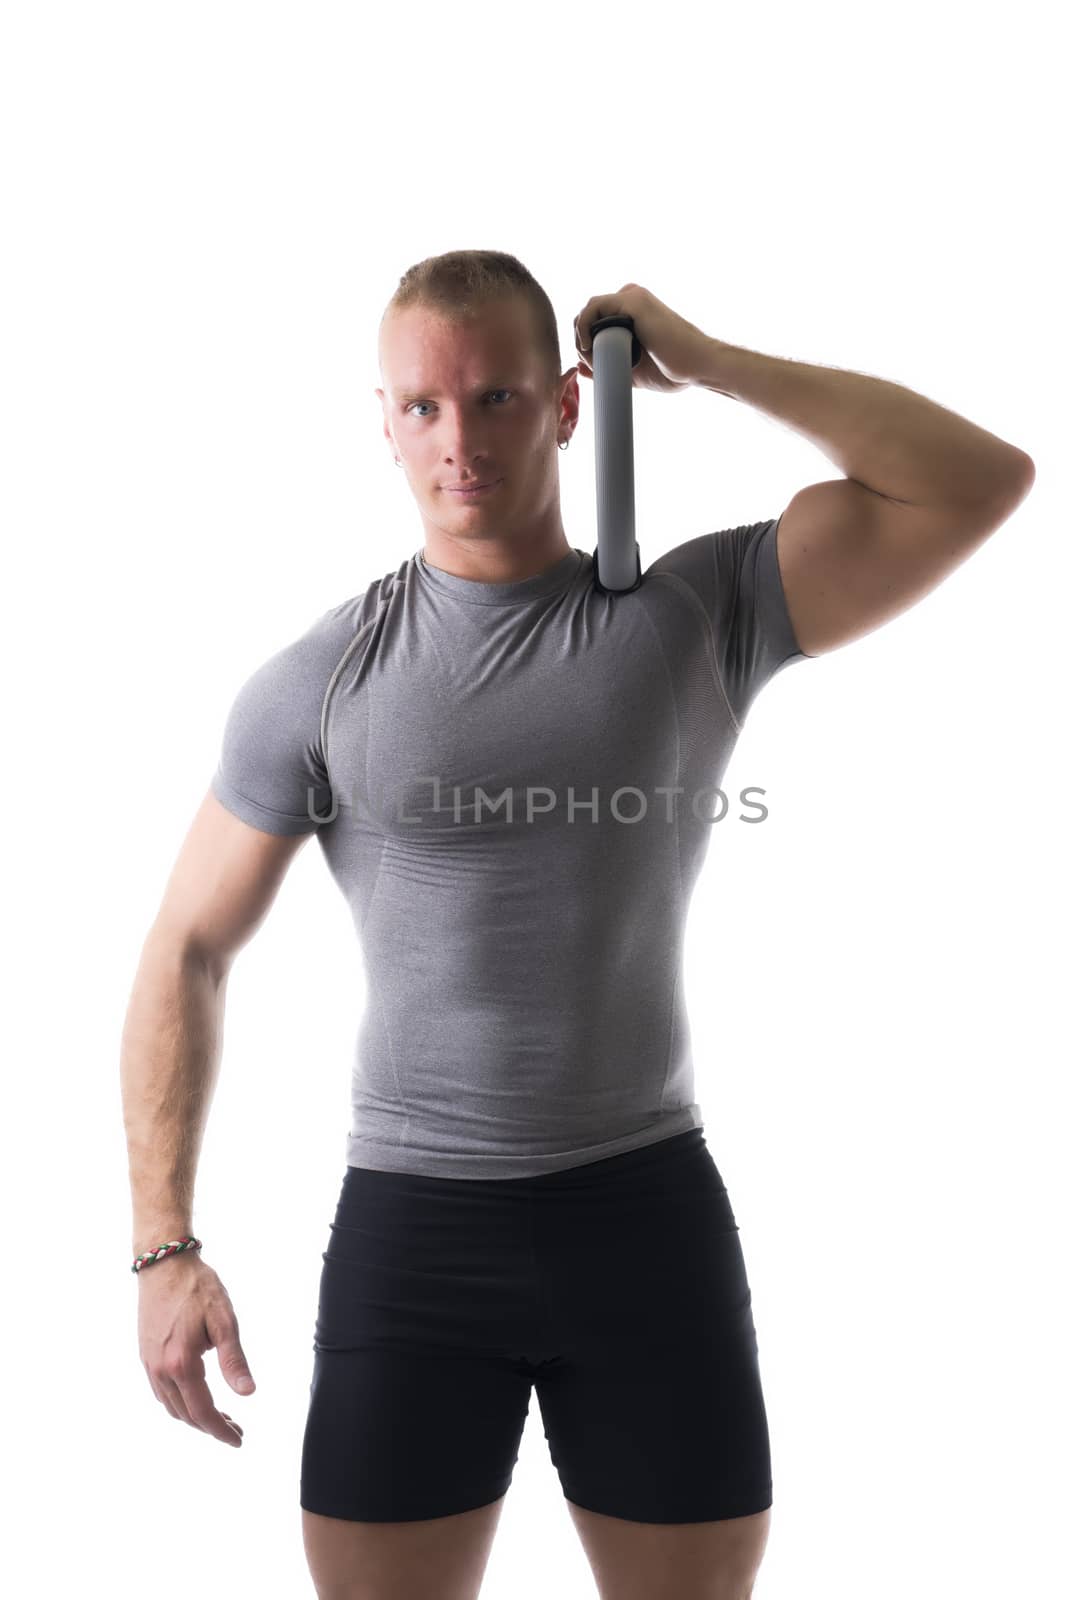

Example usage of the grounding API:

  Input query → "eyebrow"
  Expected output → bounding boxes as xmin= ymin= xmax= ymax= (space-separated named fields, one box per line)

xmin=395 ymin=379 xmax=520 ymax=403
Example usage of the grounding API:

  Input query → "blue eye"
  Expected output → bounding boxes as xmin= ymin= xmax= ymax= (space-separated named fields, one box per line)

xmin=407 ymin=390 xmax=513 ymax=417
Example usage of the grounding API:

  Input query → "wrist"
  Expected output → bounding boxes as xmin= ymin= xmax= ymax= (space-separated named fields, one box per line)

xmin=132 ymin=1231 xmax=196 ymax=1266
xmin=690 ymin=338 xmax=741 ymax=396
xmin=137 ymin=1251 xmax=203 ymax=1277
xmin=132 ymin=1223 xmax=193 ymax=1253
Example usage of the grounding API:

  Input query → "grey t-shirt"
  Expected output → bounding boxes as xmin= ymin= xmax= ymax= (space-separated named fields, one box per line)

xmin=211 ymin=517 xmax=810 ymax=1178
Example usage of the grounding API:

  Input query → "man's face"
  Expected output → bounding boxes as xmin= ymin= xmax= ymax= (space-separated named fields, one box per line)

xmin=376 ymin=296 xmax=579 ymax=541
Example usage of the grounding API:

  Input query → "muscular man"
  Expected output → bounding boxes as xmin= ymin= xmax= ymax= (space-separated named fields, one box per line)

xmin=121 ymin=252 xmax=1033 ymax=1600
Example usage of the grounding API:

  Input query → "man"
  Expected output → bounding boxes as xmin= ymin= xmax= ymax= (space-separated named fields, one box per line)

xmin=121 ymin=251 xmax=1034 ymax=1600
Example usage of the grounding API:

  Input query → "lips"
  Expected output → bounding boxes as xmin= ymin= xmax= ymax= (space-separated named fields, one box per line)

xmin=445 ymin=478 xmax=502 ymax=497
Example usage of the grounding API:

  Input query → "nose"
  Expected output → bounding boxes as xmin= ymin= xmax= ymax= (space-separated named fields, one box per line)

xmin=434 ymin=408 xmax=492 ymax=469
xmin=444 ymin=434 xmax=489 ymax=468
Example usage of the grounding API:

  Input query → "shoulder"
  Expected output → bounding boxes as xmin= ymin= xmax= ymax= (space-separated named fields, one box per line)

xmin=239 ymin=561 xmax=409 ymax=693
xmin=644 ymin=519 xmax=776 ymax=604
xmin=643 ymin=518 xmax=808 ymax=728
xmin=210 ymin=561 xmax=410 ymax=835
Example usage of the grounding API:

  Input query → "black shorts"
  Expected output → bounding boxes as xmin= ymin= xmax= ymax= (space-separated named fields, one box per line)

xmin=300 ymin=1127 xmax=773 ymax=1524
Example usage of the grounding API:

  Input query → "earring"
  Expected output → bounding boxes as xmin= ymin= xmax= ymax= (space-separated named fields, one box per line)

xmin=394 ymin=456 xmax=402 ymax=466
xmin=558 ymin=439 xmax=569 ymax=451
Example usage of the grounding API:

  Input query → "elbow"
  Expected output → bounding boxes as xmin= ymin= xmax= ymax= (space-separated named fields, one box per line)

xmin=1004 ymin=449 xmax=1037 ymax=498
xmin=146 ymin=920 xmax=233 ymax=988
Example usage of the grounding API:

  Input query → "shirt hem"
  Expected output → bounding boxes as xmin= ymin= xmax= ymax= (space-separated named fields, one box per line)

xmin=342 ymin=1106 xmax=704 ymax=1180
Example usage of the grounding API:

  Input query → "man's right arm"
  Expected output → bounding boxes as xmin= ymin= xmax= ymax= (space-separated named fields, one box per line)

xmin=120 ymin=788 xmax=311 ymax=1263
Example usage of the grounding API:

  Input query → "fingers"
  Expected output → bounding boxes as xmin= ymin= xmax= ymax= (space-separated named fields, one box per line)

xmin=148 ymin=1369 xmax=183 ymax=1422
xmin=159 ymin=1372 xmax=194 ymax=1426
xmin=151 ymin=1362 xmax=243 ymax=1446
xmin=176 ymin=1363 xmax=244 ymax=1446
xmin=138 ymin=1265 xmax=248 ymax=1447
xmin=574 ymin=285 xmax=644 ymax=363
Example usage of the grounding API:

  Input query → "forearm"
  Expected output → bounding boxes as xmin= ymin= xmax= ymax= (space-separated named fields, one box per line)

xmin=692 ymin=338 xmax=1033 ymax=509
xmin=120 ymin=930 xmax=227 ymax=1258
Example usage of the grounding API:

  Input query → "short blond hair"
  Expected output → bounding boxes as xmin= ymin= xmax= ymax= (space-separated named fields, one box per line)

xmin=380 ymin=248 xmax=562 ymax=391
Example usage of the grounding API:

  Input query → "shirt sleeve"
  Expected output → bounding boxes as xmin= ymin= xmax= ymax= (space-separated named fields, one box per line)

xmin=210 ymin=609 xmax=349 ymax=836
xmin=645 ymin=515 xmax=811 ymax=728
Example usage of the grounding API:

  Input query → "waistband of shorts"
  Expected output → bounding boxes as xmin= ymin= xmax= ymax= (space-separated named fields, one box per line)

xmin=344 ymin=1126 xmax=710 ymax=1197
xmin=521 ymin=1126 xmax=708 ymax=1189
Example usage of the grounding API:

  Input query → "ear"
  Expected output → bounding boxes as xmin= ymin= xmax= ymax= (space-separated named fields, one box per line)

xmin=375 ymin=387 xmax=392 ymax=452
xmin=558 ymin=369 xmax=580 ymax=435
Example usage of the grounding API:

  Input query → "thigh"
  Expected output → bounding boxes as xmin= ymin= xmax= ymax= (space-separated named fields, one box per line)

xmin=566 ymin=1501 xmax=771 ymax=1600
xmin=302 ymin=1492 xmax=507 ymax=1600
xmin=301 ymin=1166 xmax=537 ymax=1523
xmin=301 ymin=1343 xmax=533 ymax=1522
xmin=532 ymin=1135 xmax=773 ymax=1524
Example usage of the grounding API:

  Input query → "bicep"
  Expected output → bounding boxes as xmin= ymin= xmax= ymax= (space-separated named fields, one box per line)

xmin=776 ymin=475 xmax=1033 ymax=658
xmin=152 ymin=786 xmax=311 ymax=975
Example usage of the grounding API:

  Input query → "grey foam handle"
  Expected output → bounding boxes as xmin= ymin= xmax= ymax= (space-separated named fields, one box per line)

xmin=590 ymin=316 xmax=643 ymax=595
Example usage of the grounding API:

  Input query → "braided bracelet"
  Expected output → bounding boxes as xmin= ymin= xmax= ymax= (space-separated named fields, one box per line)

xmin=131 ymin=1236 xmax=203 ymax=1274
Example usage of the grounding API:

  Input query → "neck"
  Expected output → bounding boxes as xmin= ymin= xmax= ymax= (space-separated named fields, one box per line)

xmin=421 ymin=515 xmax=572 ymax=585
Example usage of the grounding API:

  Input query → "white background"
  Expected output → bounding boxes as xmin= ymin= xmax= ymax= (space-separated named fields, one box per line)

xmin=3 ymin=2 xmax=1062 ymax=1596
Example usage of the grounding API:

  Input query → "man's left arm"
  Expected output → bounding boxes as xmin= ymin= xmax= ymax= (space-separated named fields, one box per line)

xmin=691 ymin=340 xmax=1036 ymax=659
